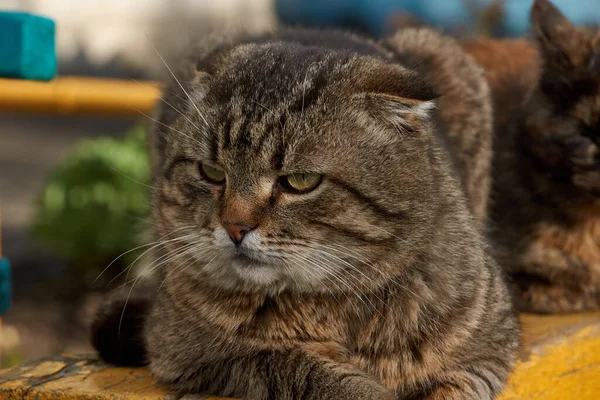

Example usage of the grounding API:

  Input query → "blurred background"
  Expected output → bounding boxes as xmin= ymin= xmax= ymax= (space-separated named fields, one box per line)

xmin=0 ymin=0 xmax=597 ymax=367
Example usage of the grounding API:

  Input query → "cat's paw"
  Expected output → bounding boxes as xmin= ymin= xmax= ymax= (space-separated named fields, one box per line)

xmin=165 ymin=395 xmax=223 ymax=400
xmin=302 ymin=342 xmax=393 ymax=399
xmin=303 ymin=341 xmax=349 ymax=364
xmin=178 ymin=394 xmax=214 ymax=400
xmin=335 ymin=375 xmax=395 ymax=400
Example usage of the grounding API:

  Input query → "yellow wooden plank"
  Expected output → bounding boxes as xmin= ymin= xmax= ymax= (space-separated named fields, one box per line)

xmin=0 ymin=77 xmax=160 ymax=116
xmin=0 ymin=314 xmax=598 ymax=399
xmin=499 ymin=313 xmax=600 ymax=400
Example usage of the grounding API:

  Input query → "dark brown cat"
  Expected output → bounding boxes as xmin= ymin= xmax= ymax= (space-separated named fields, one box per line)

xmin=92 ymin=28 xmax=518 ymax=399
xmin=463 ymin=0 xmax=600 ymax=313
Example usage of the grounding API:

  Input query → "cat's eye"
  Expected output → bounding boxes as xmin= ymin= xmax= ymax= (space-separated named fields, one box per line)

xmin=280 ymin=173 xmax=322 ymax=193
xmin=199 ymin=163 xmax=226 ymax=184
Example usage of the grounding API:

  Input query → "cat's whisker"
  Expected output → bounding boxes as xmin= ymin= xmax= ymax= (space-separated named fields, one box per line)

xmin=118 ymin=275 xmax=139 ymax=335
xmin=136 ymin=238 xmax=208 ymax=281
xmin=159 ymin=98 xmax=201 ymax=131
xmin=265 ymin=239 xmax=381 ymax=280
xmin=281 ymin=109 xmax=290 ymax=146
xmin=121 ymin=75 xmax=200 ymax=131
xmin=118 ymin=230 xmax=193 ymax=288
xmin=135 ymin=109 xmax=205 ymax=148
xmin=309 ymin=242 xmax=431 ymax=307
xmin=150 ymin=43 xmax=211 ymax=128
xmin=192 ymin=253 xmax=219 ymax=280
xmin=305 ymin=244 xmax=377 ymax=282
xmin=108 ymin=166 xmax=159 ymax=191
xmin=283 ymin=239 xmax=381 ymax=285
xmin=161 ymin=243 xmax=215 ymax=283
xmin=388 ymin=276 xmax=434 ymax=308
xmin=289 ymin=253 xmax=366 ymax=321
xmin=110 ymin=232 xmax=199 ymax=288
xmin=96 ymin=241 xmax=161 ymax=283
xmin=136 ymin=243 xmax=197 ymax=283
xmin=306 ymin=243 xmax=411 ymax=317
xmin=251 ymin=100 xmax=272 ymax=113
xmin=118 ymin=240 xmax=203 ymax=290
xmin=307 ymin=249 xmax=389 ymax=321
xmin=368 ymin=224 xmax=410 ymax=244
xmin=285 ymin=254 xmax=353 ymax=312
xmin=95 ymin=225 xmax=194 ymax=282
xmin=308 ymin=241 xmax=390 ymax=280
xmin=116 ymin=238 xmax=204 ymax=334
xmin=130 ymin=218 xmax=182 ymax=233
xmin=167 ymin=91 xmax=195 ymax=109
xmin=115 ymin=238 xmax=201 ymax=334
xmin=304 ymin=251 xmax=378 ymax=318
xmin=297 ymin=63 xmax=314 ymax=132
xmin=157 ymin=246 xmax=207 ymax=291
xmin=283 ymin=253 xmax=335 ymax=293
xmin=251 ymin=100 xmax=287 ymax=138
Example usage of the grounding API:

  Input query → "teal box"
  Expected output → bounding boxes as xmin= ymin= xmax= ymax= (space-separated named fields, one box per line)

xmin=0 ymin=11 xmax=56 ymax=81
xmin=0 ymin=258 xmax=11 ymax=315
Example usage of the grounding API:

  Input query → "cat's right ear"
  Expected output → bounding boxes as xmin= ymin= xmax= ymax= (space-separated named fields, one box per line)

xmin=531 ymin=0 xmax=578 ymax=67
xmin=351 ymin=62 xmax=439 ymax=137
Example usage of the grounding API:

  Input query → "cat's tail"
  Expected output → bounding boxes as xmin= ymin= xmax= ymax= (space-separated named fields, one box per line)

xmin=91 ymin=290 xmax=152 ymax=366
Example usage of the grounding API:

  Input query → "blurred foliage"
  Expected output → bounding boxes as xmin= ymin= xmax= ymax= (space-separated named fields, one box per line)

xmin=31 ymin=127 xmax=151 ymax=283
xmin=1 ymin=349 xmax=25 ymax=369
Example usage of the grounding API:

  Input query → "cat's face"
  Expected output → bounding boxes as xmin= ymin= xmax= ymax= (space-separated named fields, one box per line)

xmin=526 ymin=0 xmax=600 ymax=195
xmin=153 ymin=42 xmax=439 ymax=293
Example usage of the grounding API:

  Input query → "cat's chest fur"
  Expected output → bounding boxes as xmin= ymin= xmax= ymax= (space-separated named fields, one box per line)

xmin=236 ymin=294 xmax=354 ymax=342
xmin=166 ymin=280 xmax=355 ymax=342
xmin=156 ymin=280 xmax=448 ymax=390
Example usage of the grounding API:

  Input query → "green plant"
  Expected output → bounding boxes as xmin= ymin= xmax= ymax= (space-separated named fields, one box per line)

xmin=31 ymin=126 xmax=152 ymax=284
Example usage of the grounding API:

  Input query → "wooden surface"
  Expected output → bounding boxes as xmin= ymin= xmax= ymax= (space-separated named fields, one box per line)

xmin=0 ymin=77 xmax=160 ymax=116
xmin=0 ymin=313 xmax=598 ymax=399
xmin=501 ymin=312 xmax=600 ymax=400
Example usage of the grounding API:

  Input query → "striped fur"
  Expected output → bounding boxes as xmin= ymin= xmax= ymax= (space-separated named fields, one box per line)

xmin=93 ymin=28 xmax=518 ymax=399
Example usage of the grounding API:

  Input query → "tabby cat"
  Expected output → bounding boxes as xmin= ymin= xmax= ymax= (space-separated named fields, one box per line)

xmin=464 ymin=0 xmax=600 ymax=313
xmin=92 ymin=28 xmax=519 ymax=399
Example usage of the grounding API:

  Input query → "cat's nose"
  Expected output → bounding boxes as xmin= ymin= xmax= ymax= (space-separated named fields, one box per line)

xmin=223 ymin=223 xmax=257 ymax=245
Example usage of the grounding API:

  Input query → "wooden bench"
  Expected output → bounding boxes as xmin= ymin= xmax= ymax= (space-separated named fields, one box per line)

xmin=0 ymin=77 xmax=159 ymax=115
xmin=0 ymin=312 xmax=598 ymax=400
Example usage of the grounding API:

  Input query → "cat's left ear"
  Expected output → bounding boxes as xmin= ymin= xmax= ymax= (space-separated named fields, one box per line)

xmin=531 ymin=0 xmax=578 ymax=67
xmin=352 ymin=61 xmax=439 ymax=134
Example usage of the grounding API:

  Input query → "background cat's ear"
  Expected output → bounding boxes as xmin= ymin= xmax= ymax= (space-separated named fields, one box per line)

xmin=351 ymin=61 xmax=439 ymax=136
xmin=531 ymin=0 xmax=578 ymax=66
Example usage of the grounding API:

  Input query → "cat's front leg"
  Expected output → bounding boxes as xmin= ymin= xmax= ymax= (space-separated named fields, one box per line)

xmin=397 ymin=365 xmax=506 ymax=400
xmin=287 ymin=344 xmax=395 ymax=400
xmin=152 ymin=341 xmax=393 ymax=400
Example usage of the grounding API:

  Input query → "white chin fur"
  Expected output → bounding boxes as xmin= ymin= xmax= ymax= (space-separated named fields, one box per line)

xmin=181 ymin=227 xmax=338 ymax=293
